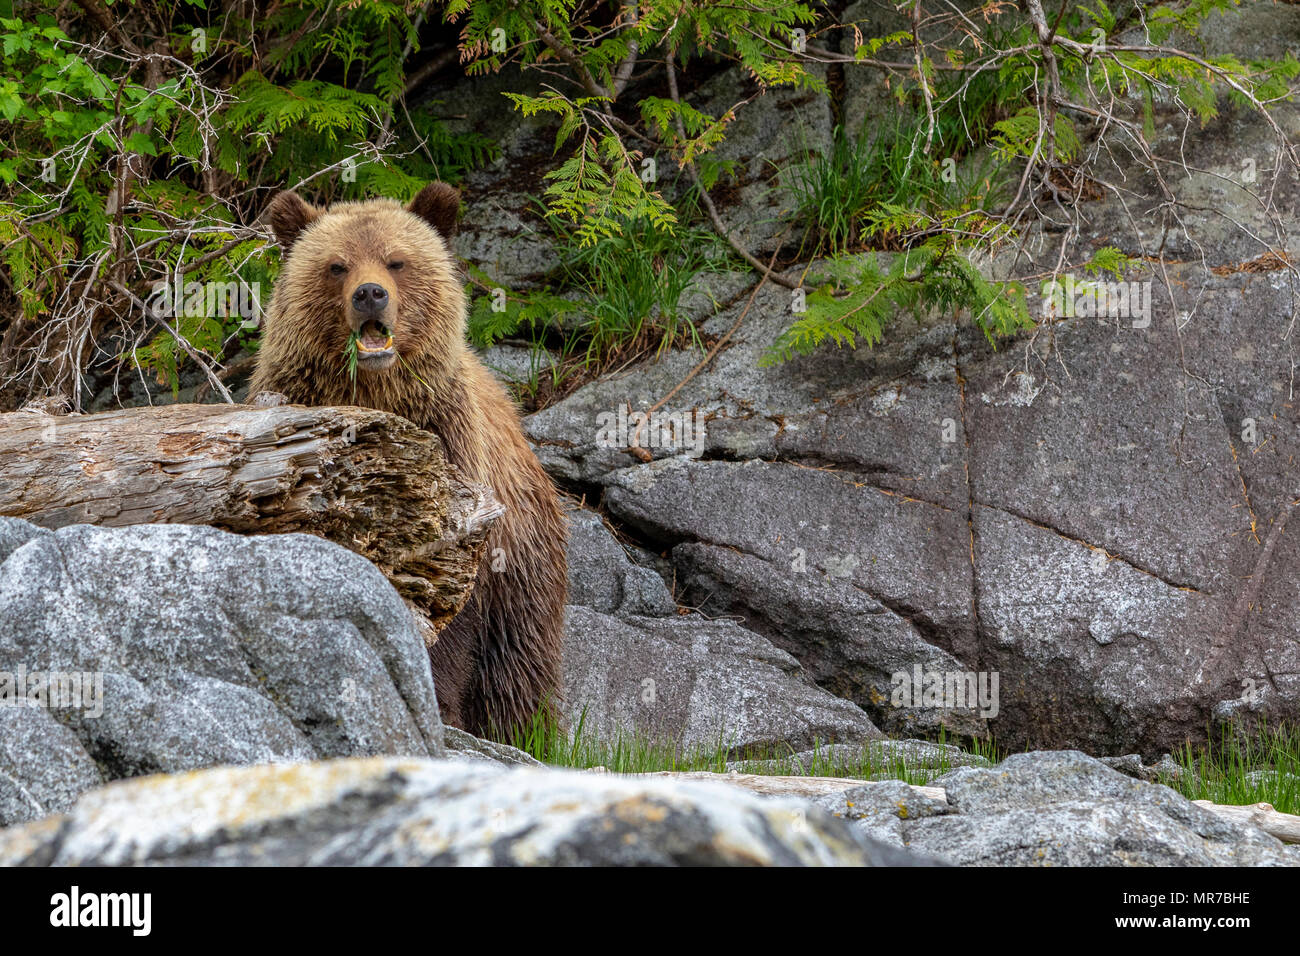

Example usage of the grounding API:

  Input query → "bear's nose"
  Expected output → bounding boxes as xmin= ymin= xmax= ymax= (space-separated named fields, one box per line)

xmin=352 ymin=283 xmax=389 ymax=315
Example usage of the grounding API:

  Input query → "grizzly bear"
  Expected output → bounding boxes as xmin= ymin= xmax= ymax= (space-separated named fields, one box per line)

xmin=249 ymin=182 xmax=567 ymax=738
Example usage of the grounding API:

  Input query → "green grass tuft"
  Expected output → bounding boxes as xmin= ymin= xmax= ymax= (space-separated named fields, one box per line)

xmin=494 ymin=708 xmax=1300 ymax=815
xmin=788 ymin=115 xmax=1009 ymax=259
xmin=1164 ymin=722 xmax=1300 ymax=815
xmin=498 ymin=706 xmax=1001 ymax=783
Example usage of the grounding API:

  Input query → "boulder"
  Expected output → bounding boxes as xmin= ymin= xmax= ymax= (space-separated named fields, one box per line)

xmin=564 ymin=507 xmax=677 ymax=619
xmin=904 ymin=751 xmax=1300 ymax=866
xmin=0 ymin=756 xmax=936 ymax=866
xmin=561 ymin=506 xmax=885 ymax=753
xmin=440 ymin=66 xmax=564 ymax=289
xmin=0 ymin=518 xmax=443 ymax=827
xmin=810 ymin=778 xmax=958 ymax=849
xmin=442 ymin=726 xmax=542 ymax=767
xmin=563 ymin=605 xmax=883 ymax=755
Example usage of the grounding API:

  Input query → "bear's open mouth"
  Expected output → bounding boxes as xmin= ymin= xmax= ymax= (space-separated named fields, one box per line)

xmin=356 ymin=320 xmax=394 ymax=355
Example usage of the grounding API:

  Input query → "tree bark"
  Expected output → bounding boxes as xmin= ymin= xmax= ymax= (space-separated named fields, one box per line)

xmin=0 ymin=403 xmax=501 ymax=635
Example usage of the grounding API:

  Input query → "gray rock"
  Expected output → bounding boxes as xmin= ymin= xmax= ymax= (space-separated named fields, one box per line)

xmin=524 ymin=280 xmax=962 ymax=488
xmin=1064 ymin=1 xmax=1300 ymax=267
xmin=442 ymin=726 xmax=542 ymax=767
xmin=838 ymin=1 xmax=915 ymax=135
xmin=453 ymin=195 xmax=557 ymax=290
xmin=574 ymin=748 xmax=1300 ymax=866
xmin=0 ymin=708 xmax=103 ymax=830
xmin=565 ymin=507 xmax=677 ymax=619
xmin=685 ymin=66 xmax=833 ymax=254
xmin=0 ymin=518 xmax=443 ymax=826
xmin=677 ymin=270 xmax=758 ymax=324
xmin=477 ymin=343 xmax=557 ymax=387
xmin=1165 ymin=0 xmax=1300 ymax=61
xmin=0 ymin=756 xmax=935 ymax=866
xmin=562 ymin=505 xmax=887 ymax=753
xmin=906 ymin=751 xmax=1299 ymax=866
xmin=599 ymin=457 xmax=988 ymax=738
xmin=810 ymin=778 xmax=957 ymax=848
xmin=671 ymin=542 xmax=988 ymax=740
xmin=561 ymin=604 xmax=882 ymax=755
xmin=438 ymin=66 xmax=563 ymax=289
xmin=1100 ymin=753 xmax=1195 ymax=785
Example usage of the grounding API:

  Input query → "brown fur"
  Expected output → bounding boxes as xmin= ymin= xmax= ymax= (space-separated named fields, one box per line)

xmin=250 ymin=183 xmax=568 ymax=737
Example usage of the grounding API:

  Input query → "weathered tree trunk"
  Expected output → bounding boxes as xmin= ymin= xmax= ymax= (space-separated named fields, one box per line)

xmin=0 ymin=403 xmax=501 ymax=634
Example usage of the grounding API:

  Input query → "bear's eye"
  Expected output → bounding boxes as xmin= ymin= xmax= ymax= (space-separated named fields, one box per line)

xmin=387 ymin=260 xmax=405 ymax=272
xmin=329 ymin=263 xmax=347 ymax=277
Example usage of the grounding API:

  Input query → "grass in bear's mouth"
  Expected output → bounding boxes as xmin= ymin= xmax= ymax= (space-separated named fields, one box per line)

xmin=399 ymin=353 xmax=438 ymax=395
xmin=343 ymin=326 xmax=395 ymax=382
xmin=343 ymin=331 xmax=360 ymax=382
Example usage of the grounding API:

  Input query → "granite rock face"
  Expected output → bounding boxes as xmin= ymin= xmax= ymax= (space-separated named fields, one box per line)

xmin=531 ymin=261 xmax=1300 ymax=755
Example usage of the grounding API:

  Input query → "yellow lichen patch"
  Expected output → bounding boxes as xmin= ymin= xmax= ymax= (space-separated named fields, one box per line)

xmin=544 ymin=801 xmax=585 ymax=815
xmin=0 ymin=812 xmax=68 ymax=863
xmin=77 ymin=757 xmax=430 ymax=838
xmin=606 ymin=795 xmax=670 ymax=825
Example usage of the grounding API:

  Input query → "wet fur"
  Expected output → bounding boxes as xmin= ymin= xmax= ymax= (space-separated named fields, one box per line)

xmin=250 ymin=184 xmax=567 ymax=736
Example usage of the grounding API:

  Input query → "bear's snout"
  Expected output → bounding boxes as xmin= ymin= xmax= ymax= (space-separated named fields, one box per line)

xmin=347 ymin=277 xmax=397 ymax=366
xmin=352 ymin=282 xmax=389 ymax=316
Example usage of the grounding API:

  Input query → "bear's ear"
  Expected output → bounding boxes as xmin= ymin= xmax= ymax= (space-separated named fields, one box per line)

xmin=264 ymin=191 xmax=320 ymax=250
xmin=407 ymin=182 xmax=461 ymax=239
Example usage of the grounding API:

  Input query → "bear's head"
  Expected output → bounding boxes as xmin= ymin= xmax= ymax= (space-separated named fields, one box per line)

xmin=263 ymin=182 xmax=466 ymax=373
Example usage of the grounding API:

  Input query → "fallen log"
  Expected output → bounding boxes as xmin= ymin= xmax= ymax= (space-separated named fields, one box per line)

xmin=638 ymin=770 xmax=947 ymax=802
xmin=1192 ymin=800 xmax=1300 ymax=845
xmin=0 ymin=403 xmax=501 ymax=634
